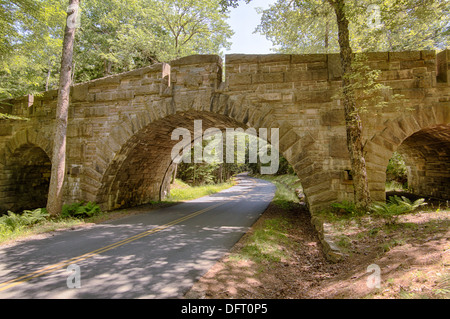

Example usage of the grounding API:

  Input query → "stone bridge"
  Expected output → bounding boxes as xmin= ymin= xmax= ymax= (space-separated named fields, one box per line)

xmin=0 ymin=50 xmax=449 ymax=214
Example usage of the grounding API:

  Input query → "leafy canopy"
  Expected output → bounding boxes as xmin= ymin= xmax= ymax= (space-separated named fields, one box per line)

xmin=0 ymin=0 xmax=233 ymax=99
xmin=256 ymin=0 xmax=450 ymax=54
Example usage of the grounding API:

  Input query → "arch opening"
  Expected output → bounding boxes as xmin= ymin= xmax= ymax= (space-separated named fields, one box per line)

xmin=0 ymin=144 xmax=52 ymax=213
xmin=386 ymin=124 xmax=450 ymax=203
xmin=94 ymin=110 xmax=302 ymax=212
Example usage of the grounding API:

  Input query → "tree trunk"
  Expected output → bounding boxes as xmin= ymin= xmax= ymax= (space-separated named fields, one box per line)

xmin=46 ymin=0 xmax=80 ymax=216
xmin=171 ymin=163 xmax=177 ymax=184
xmin=218 ymin=163 xmax=223 ymax=183
xmin=328 ymin=0 xmax=371 ymax=211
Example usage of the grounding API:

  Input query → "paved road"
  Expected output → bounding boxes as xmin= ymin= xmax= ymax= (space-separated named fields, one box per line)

xmin=0 ymin=175 xmax=275 ymax=299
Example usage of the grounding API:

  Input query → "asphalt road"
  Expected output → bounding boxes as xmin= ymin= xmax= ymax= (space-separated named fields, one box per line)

xmin=0 ymin=174 xmax=275 ymax=299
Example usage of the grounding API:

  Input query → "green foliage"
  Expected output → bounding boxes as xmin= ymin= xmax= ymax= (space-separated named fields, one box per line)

xmin=256 ymin=0 xmax=338 ymax=54
xmin=167 ymin=180 xmax=234 ymax=201
xmin=236 ymin=217 xmax=290 ymax=263
xmin=386 ymin=152 xmax=408 ymax=185
xmin=0 ymin=0 xmax=66 ymax=99
xmin=61 ymin=201 xmax=101 ymax=219
xmin=74 ymin=0 xmax=232 ymax=81
xmin=331 ymin=53 xmax=404 ymax=118
xmin=0 ymin=208 xmax=49 ymax=232
xmin=371 ymin=195 xmax=427 ymax=223
xmin=253 ymin=174 xmax=303 ymax=210
xmin=275 ymin=156 xmax=294 ymax=175
xmin=388 ymin=195 xmax=427 ymax=212
xmin=330 ymin=200 xmax=359 ymax=215
xmin=0 ymin=0 xmax=233 ymax=99
xmin=256 ymin=0 xmax=450 ymax=54
xmin=328 ymin=195 xmax=427 ymax=221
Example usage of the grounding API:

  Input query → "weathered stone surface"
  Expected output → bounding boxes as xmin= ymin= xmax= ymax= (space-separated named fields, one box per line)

xmin=0 ymin=50 xmax=449 ymax=216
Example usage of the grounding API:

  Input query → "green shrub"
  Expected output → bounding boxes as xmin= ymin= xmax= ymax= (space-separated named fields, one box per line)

xmin=61 ymin=202 xmax=101 ymax=219
xmin=370 ymin=195 xmax=427 ymax=224
xmin=330 ymin=200 xmax=359 ymax=215
xmin=386 ymin=152 xmax=408 ymax=185
xmin=389 ymin=195 xmax=427 ymax=212
xmin=0 ymin=208 xmax=49 ymax=231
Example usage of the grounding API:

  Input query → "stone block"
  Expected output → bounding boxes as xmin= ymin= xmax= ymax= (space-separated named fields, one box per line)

xmin=291 ymin=54 xmax=327 ymax=63
xmin=363 ymin=51 xmax=389 ymax=61
xmin=389 ymin=51 xmax=421 ymax=61
xmin=400 ymin=60 xmax=425 ymax=69
xmin=227 ymin=73 xmax=252 ymax=86
xmin=321 ymin=109 xmax=345 ymax=126
xmin=421 ymin=50 xmax=436 ymax=60
xmin=0 ymin=125 xmax=12 ymax=136
xmin=329 ymin=136 xmax=349 ymax=159
xmin=327 ymin=54 xmax=342 ymax=80
xmin=437 ymin=50 xmax=450 ymax=83
xmin=71 ymin=84 xmax=89 ymax=102
xmin=252 ymin=72 xmax=284 ymax=83
xmin=258 ymin=54 xmax=291 ymax=63
xmin=260 ymin=93 xmax=282 ymax=101
xmin=279 ymin=129 xmax=299 ymax=150
xmin=171 ymin=55 xmax=221 ymax=67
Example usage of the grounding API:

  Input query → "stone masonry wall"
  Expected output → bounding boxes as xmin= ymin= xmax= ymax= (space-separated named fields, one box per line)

xmin=0 ymin=51 xmax=449 ymax=214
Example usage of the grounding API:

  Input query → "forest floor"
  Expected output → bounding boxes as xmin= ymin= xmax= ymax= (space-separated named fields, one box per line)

xmin=185 ymin=177 xmax=450 ymax=299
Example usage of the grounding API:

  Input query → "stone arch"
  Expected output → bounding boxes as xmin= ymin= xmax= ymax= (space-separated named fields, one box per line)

xmin=0 ymin=128 xmax=53 ymax=212
xmin=84 ymin=95 xmax=323 ymax=212
xmin=365 ymin=104 xmax=450 ymax=201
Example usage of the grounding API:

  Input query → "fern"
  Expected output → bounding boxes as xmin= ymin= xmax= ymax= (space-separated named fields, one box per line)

xmin=0 ymin=208 xmax=49 ymax=231
xmin=390 ymin=196 xmax=427 ymax=212
xmin=61 ymin=202 xmax=101 ymax=218
xmin=371 ymin=196 xmax=427 ymax=224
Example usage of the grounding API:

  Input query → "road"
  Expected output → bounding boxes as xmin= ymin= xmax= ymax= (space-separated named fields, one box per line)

xmin=0 ymin=174 xmax=275 ymax=299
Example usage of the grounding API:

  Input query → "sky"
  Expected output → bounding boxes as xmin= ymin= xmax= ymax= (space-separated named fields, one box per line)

xmin=224 ymin=0 xmax=275 ymax=54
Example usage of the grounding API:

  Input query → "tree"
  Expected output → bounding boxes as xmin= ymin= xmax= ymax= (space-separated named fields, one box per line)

xmin=46 ymin=0 xmax=80 ymax=216
xmin=256 ymin=0 xmax=338 ymax=53
xmin=73 ymin=0 xmax=232 ymax=82
xmin=327 ymin=0 xmax=371 ymax=210
xmin=156 ymin=0 xmax=233 ymax=59
xmin=1 ymin=0 xmax=233 ymax=98
xmin=0 ymin=0 xmax=66 ymax=100
xmin=256 ymin=0 xmax=450 ymax=54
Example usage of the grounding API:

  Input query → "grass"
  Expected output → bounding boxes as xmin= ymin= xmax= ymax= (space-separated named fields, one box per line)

xmin=228 ymin=174 xmax=302 ymax=265
xmin=253 ymin=174 xmax=303 ymax=209
xmin=230 ymin=217 xmax=291 ymax=264
xmin=167 ymin=179 xmax=235 ymax=201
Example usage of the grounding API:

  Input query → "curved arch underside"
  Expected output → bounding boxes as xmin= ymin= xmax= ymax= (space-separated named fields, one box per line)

xmin=96 ymin=111 xmax=252 ymax=211
xmin=398 ymin=124 xmax=450 ymax=199
xmin=0 ymin=144 xmax=51 ymax=212
xmin=366 ymin=106 xmax=450 ymax=202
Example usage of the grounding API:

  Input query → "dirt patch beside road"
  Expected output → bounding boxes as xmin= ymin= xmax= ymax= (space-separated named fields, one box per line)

xmin=185 ymin=202 xmax=449 ymax=299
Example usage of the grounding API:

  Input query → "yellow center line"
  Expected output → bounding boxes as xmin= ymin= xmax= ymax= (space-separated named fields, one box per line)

xmin=0 ymin=201 xmax=225 ymax=293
